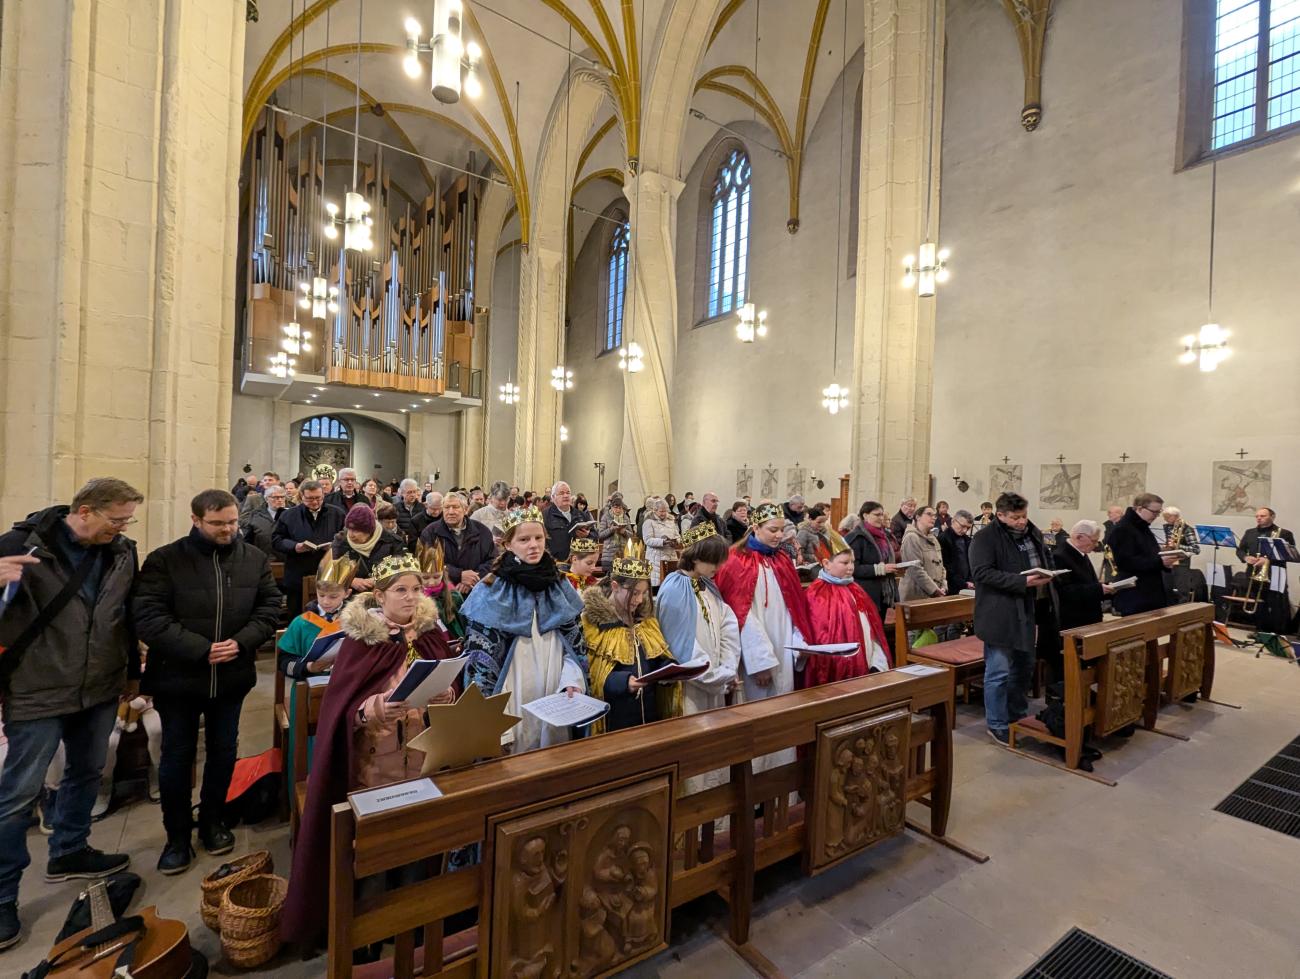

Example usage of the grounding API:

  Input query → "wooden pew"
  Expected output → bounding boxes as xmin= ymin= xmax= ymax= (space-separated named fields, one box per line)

xmin=893 ymin=596 xmax=981 ymax=703
xmin=1010 ymin=602 xmax=1215 ymax=778
xmin=288 ymin=679 xmax=327 ymax=843
xmin=324 ymin=669 xmax=959 ymax=978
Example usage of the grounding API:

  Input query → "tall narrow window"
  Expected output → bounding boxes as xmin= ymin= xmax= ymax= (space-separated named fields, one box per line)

xmin=605 ymin=220 xmax=629 ymax=352
xmin=707 ymin=148 xmax=752 ymax=319
xmin=1209 ymin=0 xmax=1300 ymax=150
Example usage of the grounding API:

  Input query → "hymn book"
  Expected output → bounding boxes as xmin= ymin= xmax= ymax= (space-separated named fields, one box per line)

xmin=1020 ymin=568 xmax=1069 ymax=578
xmin=386 ymin=656 xmax=468 ymax=705
xmin=1108 ymin=576 xmax=1138 ymax=591
xmin=639 ymin=659 xmax=712 ymax=684
xmin=304 ymin=631 xmax=344 ymax=666
xmin=786 ymin=642 xmax=862 ymax=657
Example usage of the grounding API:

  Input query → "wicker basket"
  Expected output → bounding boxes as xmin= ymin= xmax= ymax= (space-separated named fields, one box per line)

xmin=222 ymin=931 xmax=281 ymax=970
xmin=219 ymin=873 xmax=287 ymax=944
xmin=200 ymin=850 xmax=273 ymax=931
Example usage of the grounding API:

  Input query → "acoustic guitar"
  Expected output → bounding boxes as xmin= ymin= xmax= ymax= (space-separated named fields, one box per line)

xmin=31 ymin=879 xmax=192 ymax=978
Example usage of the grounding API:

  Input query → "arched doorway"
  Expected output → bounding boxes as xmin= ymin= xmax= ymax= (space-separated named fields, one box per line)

xmin=298 ymin=414 xmax=352 ymax=475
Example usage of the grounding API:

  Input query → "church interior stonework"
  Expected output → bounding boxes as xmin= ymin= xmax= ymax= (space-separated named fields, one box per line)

xmin=2 ymin=1 xmax=1300 ymax=976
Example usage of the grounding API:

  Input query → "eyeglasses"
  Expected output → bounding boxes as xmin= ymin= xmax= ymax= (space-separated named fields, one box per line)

xmin=203 ymin=518 xmax=240 ymax=529
xmin=1140 ymin=506 xmax=1163 ymax=516
xmin=101 ymin=514 xmax=138 ymax=528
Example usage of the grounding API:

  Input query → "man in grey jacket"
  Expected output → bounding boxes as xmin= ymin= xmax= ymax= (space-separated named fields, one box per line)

xmin=0 ymin=478 xmax=143 ymax=951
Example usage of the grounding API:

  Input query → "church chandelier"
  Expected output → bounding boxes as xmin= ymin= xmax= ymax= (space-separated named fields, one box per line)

xmin=298 ymin=276 xmax=340 ymax=320
xmin=551 ymin=365 xmax=574 ymax=390
xmin=1181 ymin=161 xmax=1230 ymax=372
xmin=403 ymin=2 xmax=483 ymax=103
xmin=734 ymin=303 xmax=768 ymax=343
xmin=902 ymin=0 xmax=950 ymax=298
xmin=618 ymin=342 xmax=644 ymax=372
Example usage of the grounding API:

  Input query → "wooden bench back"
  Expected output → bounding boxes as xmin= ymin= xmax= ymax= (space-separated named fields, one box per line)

xmin=291 ymin=680 xmax=328 ymax=785
xmin=325 ymin=670 xmax=954 ymax=978
xmin=894 ymin=595 xmax=974 ymax=632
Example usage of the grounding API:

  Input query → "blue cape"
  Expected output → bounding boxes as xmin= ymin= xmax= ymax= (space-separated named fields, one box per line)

xmin=656 ymin=570 xmax=719 ymax=662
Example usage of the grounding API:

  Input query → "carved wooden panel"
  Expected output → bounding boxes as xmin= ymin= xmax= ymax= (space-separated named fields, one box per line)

xmin=1168 ymin=624 xmax=1207 ymax=701
xmin=1096 ymin=638 xmax=1148 ymax=736
xmin=808 ymin=704 xmax=911 ymax=873
xmin=486 ymin=775 xmax=671 ymax=979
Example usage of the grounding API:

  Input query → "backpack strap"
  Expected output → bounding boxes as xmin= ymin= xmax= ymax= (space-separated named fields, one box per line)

xmin=0 ymin=547 xmax=101 ymax=682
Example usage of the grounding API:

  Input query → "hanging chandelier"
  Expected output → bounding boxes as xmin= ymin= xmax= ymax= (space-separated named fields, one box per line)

xmin=735 ymin=302 xmax=768 ymax=343
xmin=323 ymin=192 xmax=373 ymax=252
xmin=902 ymin=0 xmax=950 ymax=298
xmin=268 ymin=351 xmax=296 ymax=378
xmin=821 ymin=383 xmax=849 ymax=415
xmin=550 ymin=365 xmax=574 ymax=390
xmin=281 ymin=322 xmax=312 ymax=357
xmin=560 ymin=424 xmax=569 ymax=442
xmin=618 ymin=342 xmax=644 ymax=373
xmin=403 ymin=3 xmax=483 ymax=103
xmin=298 ymin=276 xmax=340 ymax=319
xmin=1180 ymin=324 xmax=1230 ymax=372
xmin=499 ymin=381 xmax=520 ymax=405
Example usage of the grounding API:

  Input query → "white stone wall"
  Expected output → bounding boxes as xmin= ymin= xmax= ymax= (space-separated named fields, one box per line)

xmin=485 ymin=245 xmax=521 ymax=483
xmin=933 ymin=0 xmax=1300 ymax=544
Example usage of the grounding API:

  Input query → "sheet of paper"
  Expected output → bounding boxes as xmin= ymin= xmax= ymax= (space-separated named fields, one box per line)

xmin=387 ymin=655 xmax=468 ymax=705
xmin=1207 ymin=564 xmax=1227 ymax=589
xmin=896 ymin=663 xmax=944 ymax=676
xmin=1271 ymin=566 xmax=1287 ymax=593
xmin=522 ymin=692 xmax=610 ymax=728
xmin=894 ymin=559 xmax=920 ymax=569
xmin=306 ymin=674 xmax=331 ymax=687
xmin=1109 ymin=576 xmax=1138 ymax=591
xmin=349 ymin=777 xmax=441 ymax=818
xmin=786 ymin=643 xmax=861 ymax=657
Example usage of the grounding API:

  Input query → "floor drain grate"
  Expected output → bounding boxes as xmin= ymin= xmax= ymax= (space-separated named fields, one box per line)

xmin=1214 ymin=736 xmax=1300 ymax=838
xmin=1019 ymin=927 xmax=1172 ymax=979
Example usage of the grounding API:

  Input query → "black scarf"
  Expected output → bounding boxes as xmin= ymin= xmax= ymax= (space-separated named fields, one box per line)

xmin=496 ymin=551 xmax=562 ymax=593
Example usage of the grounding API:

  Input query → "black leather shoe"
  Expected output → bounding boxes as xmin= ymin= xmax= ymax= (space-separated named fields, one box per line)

xmin=157 ymin=839 xmax=195 ymax=876
xmin=198 ymin=821 xmax=235 ymax=856
xmin=45 ymin=846 xmax=130 ymax=883
xmin=0 ymin=901 xmax=20 ymax=951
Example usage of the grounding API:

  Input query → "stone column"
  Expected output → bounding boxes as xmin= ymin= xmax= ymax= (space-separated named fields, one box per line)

xmin=615 ymin=167 xmax=682 ymax=503
xmin=513 ymin=245 xmax=566 ymax=491
xmin=849 ymin=0 xmax=944 ymax=507
xmin=0 ymin=0 xmax=245 ymax=550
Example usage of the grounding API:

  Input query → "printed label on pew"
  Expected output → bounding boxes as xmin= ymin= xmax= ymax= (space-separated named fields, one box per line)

xmin=350 ymin=777 xmax=442 ymax=817
xmin=895 ymin=663 xmax=944 ymax=676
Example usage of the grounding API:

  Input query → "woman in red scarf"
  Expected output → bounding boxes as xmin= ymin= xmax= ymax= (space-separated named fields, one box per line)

xmin=281 ymin=553 xmax=456 ymax=949
xmin=804 ymin=530 xmax=892 ymax=687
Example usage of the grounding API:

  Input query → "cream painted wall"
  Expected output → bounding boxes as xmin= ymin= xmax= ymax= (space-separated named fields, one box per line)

xmin=486 ymin=245 xmax=522 ymax=483
xmin=933 ymin=0 xmax=1300 ymax=553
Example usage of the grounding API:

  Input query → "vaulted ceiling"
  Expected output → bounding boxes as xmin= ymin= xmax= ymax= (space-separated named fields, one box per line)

xmin=242 ymin=0 xmax=863 ymax=252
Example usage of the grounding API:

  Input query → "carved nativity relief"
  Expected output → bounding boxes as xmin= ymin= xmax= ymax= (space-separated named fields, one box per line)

xmin=1096 ymin=638 xmax=1149 ymax=736
xmin=488 ymin=775 xmax=671 ymax=979
xmin=1168 ymin=624 xmax=1207 ymax=702
xmin=809 ymin=705 xmax=911 ymax=872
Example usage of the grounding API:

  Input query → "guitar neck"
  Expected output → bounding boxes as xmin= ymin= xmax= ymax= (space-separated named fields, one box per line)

xmin=87 ymin=879 xmax=114 ymax=949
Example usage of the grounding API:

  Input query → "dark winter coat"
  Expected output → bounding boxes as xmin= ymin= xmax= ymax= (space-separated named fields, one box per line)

xmin=272 ymin=502 xmax=347 ymax=590
xmin=543 ymin=505 xmax=580 ymax=561
xmin=393 ymin=498 xmax=423 ymax=550
xmin=969 ymin=517 xmax=1053 ymax=651
xmin=419 ymin=517 xmax=495 ymax=585
xmin=844 ymin=526 xmax=894 ymax=617
xmin=330 ymin=529 xmax=408 ymax=581
xmin=1052 ymin=538 xmax=1105 ymax=632
xmin=938 ymin=527 xmax=972 ymax=592
xmin=323 ymin=489 xmax=365 ymax=514
xmin=240 ymin=508 xmax=277 ymax=558
xmin=133 ymin=529 xmax=281 ymax=700
xmin=0 ymin=506 xmax=140 ymax=721
xmin=691 ymin=508 xmax=729 ymax=543
xmin=1107 ymin=508 xmax=1169 ymax=616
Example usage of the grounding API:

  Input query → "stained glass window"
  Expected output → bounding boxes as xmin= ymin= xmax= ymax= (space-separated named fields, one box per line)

xmin=707 ymin=148 xmax=752 ymax=319
xmin=300 ymin=415 xmax=350 ymax=441
xmin=605 ymin=221 xmax=629 ymax=352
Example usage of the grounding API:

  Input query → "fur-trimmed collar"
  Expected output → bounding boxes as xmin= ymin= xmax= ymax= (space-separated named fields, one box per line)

xmin=581 ymin=584 xmax=647 ymax=628
xmin=339 ymin=592 xmax=441 ymax=644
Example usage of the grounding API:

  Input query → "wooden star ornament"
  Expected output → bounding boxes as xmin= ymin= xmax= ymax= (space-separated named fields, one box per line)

xmin=408 ymin=684 xmax=521 ymax=775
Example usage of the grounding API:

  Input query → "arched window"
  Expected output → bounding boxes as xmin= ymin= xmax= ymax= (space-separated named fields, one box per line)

xmin=299 ymin=415 xmax=351 ymax=441
xmin=605 ymin=220 xmax=629 ymax=352
xmin=707 ymin=147 xmax=752 ymax=319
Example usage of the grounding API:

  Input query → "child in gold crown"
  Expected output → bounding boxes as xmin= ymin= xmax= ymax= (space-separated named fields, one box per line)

xmin=563 ymin=537 xmax=603 ymax=592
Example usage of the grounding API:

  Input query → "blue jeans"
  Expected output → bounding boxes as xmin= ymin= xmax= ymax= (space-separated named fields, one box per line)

xmin=155 ymin=692 xmax=245 ymax=839
xmin=983 ymin=644 xmax=1035 ymax=735
xmin=0 ymin=699 xmax=118 ymax=904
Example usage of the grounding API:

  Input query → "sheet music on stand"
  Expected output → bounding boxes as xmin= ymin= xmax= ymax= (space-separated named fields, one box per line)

xmin=1194 ymin=525 xmax=1237 ymax=548
xmin=1257 ymin=537 xmax=1300 ymax=563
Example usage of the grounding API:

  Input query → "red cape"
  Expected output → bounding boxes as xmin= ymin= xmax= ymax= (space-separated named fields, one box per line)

xmin=803 ymin=577 xmax=891 ymax=686
xmin=715 ymin=542 xmax=813 ymax=641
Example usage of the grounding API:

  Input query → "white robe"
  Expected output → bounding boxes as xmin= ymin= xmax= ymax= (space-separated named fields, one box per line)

xmin=682 ymin=585 xmax=741 ymax=799
xmin=499 ymin=611 xmax=587 ymax=754
xmin=737 ymin=564 xmax=805 ymax=773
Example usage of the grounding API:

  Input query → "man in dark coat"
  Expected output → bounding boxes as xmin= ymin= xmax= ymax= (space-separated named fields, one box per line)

xmin=272 ymin=479 xmax=346 ymax=616
xmin=410 ymin=490 xmax=443 ymax=543
xmin=543 ymin=481 xmax=589 ymax=561
xmin=969 ymin=492 xmax=1055 ymax=744
xmin=889 ymin=498 xmax=917 ymax=546
xmin=690 ymin=492 xmax=730 ymax=543
xmin=392 ymin=478 xmax=425 ymax=551
xmin=133 ymin=490 xmax=281 ymax=875
xmin=1052 ymin=520 xmax=1112 ymax=632
xmin=324 ymin=466 xmax=364 ymax=513
xmin=0 ymin=478 xmax=143 ymax=949
xmin=938 ymin=508 xmax=975 ymax=594
xmin=419 ymin=492 xmax=495 ymax=591
xmin=1236 ymin=506 xmax=1296 ymax=633
xmin=1108 ymin=493 xmax=1180 ymax=616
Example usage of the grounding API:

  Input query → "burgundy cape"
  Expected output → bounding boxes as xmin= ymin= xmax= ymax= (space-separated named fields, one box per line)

xmin=715 ymin=541 xmax=814 ymax=640
xmin=281 ymin=625 xmax=452 ymax=947
xmin=803 ymin=577 xmax=891 ymax=687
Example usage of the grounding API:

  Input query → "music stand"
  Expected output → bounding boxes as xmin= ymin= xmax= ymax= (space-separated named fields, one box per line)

xmin=1257 ymin=537 xmax=1300 ymax=564
xmin=1195 ymin=525 xmax=1236 ymax=590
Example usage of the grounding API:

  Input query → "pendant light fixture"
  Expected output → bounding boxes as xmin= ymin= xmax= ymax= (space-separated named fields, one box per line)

xmin=736 ymin=0 xmax=770 ymax=342
xmin=902 ymin=0 xmax=950 ymax=297
xmin=324 ymin=0 xmax=374 ymax=252
xmin=1180 ymin=160 xmax=1230 ymax=372
xmin=402 ymin=1 xmax=483 ymax=104
xmin=551 ymin=25 xmax=575 ymax=394
xmin=498 ymin=380 xmax=520 ymax=405
xmin=499 ymin=93 xmax=523 ymax=409
xmin=618 ymin=341 xmax=644 ymax=372
xmin=550 ymin=366 xmax=574 ymax=390
xmin=821 ymin=0 xmax=851 ymax=414
xmin=298 ymin=276 xmax=340 ymax=319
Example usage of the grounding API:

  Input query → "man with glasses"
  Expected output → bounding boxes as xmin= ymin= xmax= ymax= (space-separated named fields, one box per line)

xmin=0 ymin=478 xmax=144 ymax=950
xmin=324 ymin=467 xmax=363 ymax=513
xmin=133 ymin=490 xmax=281 ymax=875
xmin=273 ymin=479 xmax=347 ymax=617
xmin=939 ymin=508 xmax=976 ymax=596
xmin=1108 ymin=493 xmax=1181 ymax=617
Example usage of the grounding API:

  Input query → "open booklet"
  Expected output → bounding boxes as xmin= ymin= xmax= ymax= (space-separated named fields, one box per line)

xmin=1108 ymin=576 xmax=1138 ymax=591
xmin=1020 ymin=568 xmax=1070 ymax=578
xmin=304 ymin=630 xmax=344 ymax=666
xmin=522 ymin=692 xmax=610 ymax=728
xmin=386 ymin=656 xmax=468 ymax=705
xmin=785 ymin=642 xmax=862 ymax=657
xmin=298 ymin=539 xmax=330 ymax=551
xmin=893 ymin=559 xmax=920 ymax=569
xmin=639 ymin=659 xmax=711 ymax=684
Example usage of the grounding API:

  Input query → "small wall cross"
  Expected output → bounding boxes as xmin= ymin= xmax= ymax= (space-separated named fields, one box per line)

xmin=1236 ymin=448 xmax=1248 ymax=459
xmin=1056 ymin=454 xmax=1066 ymax=464
xmin=1120 ymin=453 xmax=1129 ymax=462
xmin=1002 ymin=456 xmax=1010 ymax=465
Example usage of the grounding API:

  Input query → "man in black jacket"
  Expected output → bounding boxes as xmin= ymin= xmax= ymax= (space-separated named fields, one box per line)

xmin=543 ymin=481 xmax=586 ymax=561
xmin=938 ymin=508 xmax=975 ymax=594
xmin=419 ymin=492 xmax=495 ymax=591
xmin=410 ymin=490 xmax=443 ymax=543
xmin=1236 ymin=506 xmax=1296 ymax=633
xmin=134 ymin=490 xmax=280 ymax=875
xmin=690 ymin=492 xmax=729 ymax=543
xmin=0 ymin=478 xmax=143 ymax=950
xmin=272 ymin=479 xmax=346 ymax=616
xmin=324 ymin=467 xmax=364 ymax=513
xmin=969 ymin=492 xmax=1054 ymax=744
xmin=392 ymin=478 xmax=424 ymax=550
xmin=1053 ymin=520 xmax=1114 ymax=632
xmin=1108 ymin=493 xmax=1180 ymax=616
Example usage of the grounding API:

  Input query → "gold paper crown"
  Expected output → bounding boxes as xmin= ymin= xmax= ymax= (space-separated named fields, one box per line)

xmin=569 ymin=537 xmax=601 ymax=555
xmin=372 ymin=553 xmax=422 ymax=585
xmin=749 ymin=502 xmax=784 ymax=527
xmin=502 ymin=504 xmax=545 ymax=534
xmin=312 ymin=463 xmax=338 ymax=482
xmin=316 ymin=550 xmax=358 ymax=587
xmin=416 ymin=539 xmax=445 ymax=576
xmin=612 ymin=537 xmax=652 ymax=579
xmin=824 ymin=526 xmax=851 ymax=557
xmin=680 ymin=522 xmax=718 ymax=548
